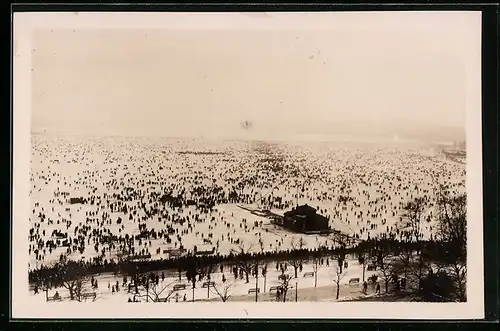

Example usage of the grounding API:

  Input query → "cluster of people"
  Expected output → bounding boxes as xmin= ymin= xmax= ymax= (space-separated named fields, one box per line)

xmin=29 ymin=135 xmax=465 ymax=283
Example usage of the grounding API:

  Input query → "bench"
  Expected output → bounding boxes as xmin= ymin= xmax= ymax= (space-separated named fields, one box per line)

xmin=81 ymin=292 xmax=97 ymax=301
xmin=158 ymin=296 xmax=172 ymax=302
xmin=348 ymin=278 xmax=360 ymax=286
xmin=303 ymin=272 xmax=315 ymax=278
xmin=173 ymin=284 xmax=187 ymax=291
xmin=269 ymin=286 xmax=280 ymax=293
xmin=202 ymin=281 xmax=215 ymax=288
xmin=248 ymin=288 xmax=260 ymax=294
xmin=46 ymin=295 xmax=62 ymax=302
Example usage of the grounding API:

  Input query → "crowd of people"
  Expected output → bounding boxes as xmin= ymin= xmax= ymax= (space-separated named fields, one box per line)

xmin=29 ymin=135 xmax=466 ymax=299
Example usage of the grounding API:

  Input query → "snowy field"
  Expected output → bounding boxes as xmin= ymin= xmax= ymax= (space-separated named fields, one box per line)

xmin=29 ymin=134 xmax=466 ymax=274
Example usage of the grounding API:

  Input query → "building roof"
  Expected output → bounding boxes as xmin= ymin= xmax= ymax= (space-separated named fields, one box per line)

xmin=284 ymin=204 xmax=318 ymax=217
xmin=295 ymin=204 xmax=317 ymax=213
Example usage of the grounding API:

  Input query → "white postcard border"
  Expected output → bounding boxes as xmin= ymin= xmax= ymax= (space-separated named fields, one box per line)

xmin=12 ymin=11 xmax=484 ymax=320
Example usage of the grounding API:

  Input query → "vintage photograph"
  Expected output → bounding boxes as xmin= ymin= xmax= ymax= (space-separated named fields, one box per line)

xmin=13 ymin=11 xmax=483 ymax=319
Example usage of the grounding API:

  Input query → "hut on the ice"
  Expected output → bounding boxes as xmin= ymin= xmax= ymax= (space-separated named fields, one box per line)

xmin=277 ymin=204 xmax=330 ymax=234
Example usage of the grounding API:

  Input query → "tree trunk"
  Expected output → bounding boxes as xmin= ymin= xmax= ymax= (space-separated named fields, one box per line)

xmin=336 ymin=283 xmax=340 ymax=300
xmin=294 ymin=266 xmax=298 ymax=278
xmin=385 ymin=280 xmax=389 ymax=294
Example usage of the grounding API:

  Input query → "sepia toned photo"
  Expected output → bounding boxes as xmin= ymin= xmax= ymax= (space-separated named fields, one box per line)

xmin=12 ymin=11 xmax=483 ymax=319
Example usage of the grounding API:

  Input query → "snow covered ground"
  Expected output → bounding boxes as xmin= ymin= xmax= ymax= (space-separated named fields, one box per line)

xmin=30 ymin=255 xmax=383 ymax=303
xmin=28 ymin=134 xmax=466 ymax=301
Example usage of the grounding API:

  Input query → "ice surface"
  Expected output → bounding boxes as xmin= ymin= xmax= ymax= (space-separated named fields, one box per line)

xmin=28 ymin=134 xmax=465 ymax=302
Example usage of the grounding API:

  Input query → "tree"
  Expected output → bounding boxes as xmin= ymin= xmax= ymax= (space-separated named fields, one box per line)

xmin=185 ymin=259 xmax=215 ymax=301
xmin=401 ymin=197 xmax=427 ymax=284
xmin=375 ymin=248 xmax=394 ymax=294
xmin=357 ymin=252 xmax=367 ymax=282
xmin=332 ymin=265 xmax=346 ymax=300
xmin=289 ymin=237 xmax=306 ymax=278
xmin=120 ymin=261 xmax=141 ymax=294
xmin=74 ymin=277 xmax=90 ymax=302
xmin=231 ymin=244 xmax=254 ymax=284
xmin=401 ymin=197 xmax=426 ymax=244
xmin=434 ymin=189 xmax=467 ymax=302
xmin=210 ymin=282 xmax=233 ymax=302
xmin=185 ymin=262 xmax=198 ymax=302
xmin=137 ymin=280 xmax=176 ymax=303
xmin=436 ymin=189 xmax=466 ymax=258
xmin=312 ymin=252 xmax=322 ymax=288
xmin=278 ymin=274 xmax=293 ymax=302
xmin=336 ymin=252 xmax=346 ymax=274
xmin=52 ymin=260 xmax=89 ymax=301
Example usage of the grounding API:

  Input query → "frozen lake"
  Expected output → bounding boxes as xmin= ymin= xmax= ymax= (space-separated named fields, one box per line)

xmin=29 ymin=134 xmax=466 ymax=271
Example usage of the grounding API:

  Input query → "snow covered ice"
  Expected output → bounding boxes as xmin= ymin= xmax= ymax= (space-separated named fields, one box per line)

xmin=28 ymin=134 xmax=466 ymax=303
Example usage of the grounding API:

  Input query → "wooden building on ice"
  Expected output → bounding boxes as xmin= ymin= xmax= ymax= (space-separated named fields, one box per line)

xmin=277 ymin=204 xmax=330 ymax=234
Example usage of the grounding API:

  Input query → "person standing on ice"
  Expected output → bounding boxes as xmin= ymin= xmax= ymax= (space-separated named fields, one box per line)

xmin=363 ymin=281 xmax=368 ymax=294
xmin=375 ymin=282 xmax=380 ymax=294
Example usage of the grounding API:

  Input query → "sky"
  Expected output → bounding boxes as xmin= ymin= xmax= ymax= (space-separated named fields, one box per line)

xmin=30 ymin=12 xmax=480 ymax=140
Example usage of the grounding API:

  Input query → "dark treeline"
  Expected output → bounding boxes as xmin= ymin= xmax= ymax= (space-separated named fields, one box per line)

xmin=29 ymin=237 xmax=462 ymax=299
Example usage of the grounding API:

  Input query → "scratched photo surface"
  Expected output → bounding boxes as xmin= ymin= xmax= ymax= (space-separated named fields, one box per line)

xmin=12 ymin=11 xmax=483 ymax=319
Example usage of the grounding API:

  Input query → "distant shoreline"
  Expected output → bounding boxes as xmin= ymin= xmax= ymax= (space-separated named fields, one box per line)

xmin=31 ymin=131 xmax=463 ymax=148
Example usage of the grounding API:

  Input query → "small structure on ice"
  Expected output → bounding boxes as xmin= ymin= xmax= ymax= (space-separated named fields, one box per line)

xmin=275 ymin=204 xmax=331 ymax=234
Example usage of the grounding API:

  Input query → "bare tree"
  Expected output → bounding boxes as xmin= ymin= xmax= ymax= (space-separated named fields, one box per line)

xmin=231 ymin=243 xmax=254 ymax=283
xmin=336 ymin=252 xmax=346 ymax=274
xmin=210 ymin=282 xmax=234 ymax=302
xmin=401 ymin=197 xmax=427 ymax=284
xmin=436 ymin=189 xmax=466 ymax=257
xmin=435 ymin=189 xmax=467 ymax=302
xmin=401 ymin=197 xmax=426 ymax=244
xmin=289 ymin=237 xmax=306 ymax=278
xmin=120 ymin=261 xmax=141 ymax=294
xmin=74 ymin=277 xmax=92 ymax=302
xmin=376 ymin=249 xmax=394 ymax=294
xmin=278 ymin=274 xmax=293 ymax=302
xmin=357 ymin=252 xmax=367 ymax=282
xmin=312 ymin=253 xmax=321 ymax=288
xmin=332 ymin=265 xmax=346 ymax=300
xmin=137 ymin=281 xmax=176 ymax=303
xmin=53 ymin=260 xmax=89 ymax=301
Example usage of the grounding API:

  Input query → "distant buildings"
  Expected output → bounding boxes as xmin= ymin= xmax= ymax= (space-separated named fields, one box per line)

xmin=275 ymin=204 xmax=330 ymax=234
xmin=457 ymin=140 xmax=466 ymax=151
